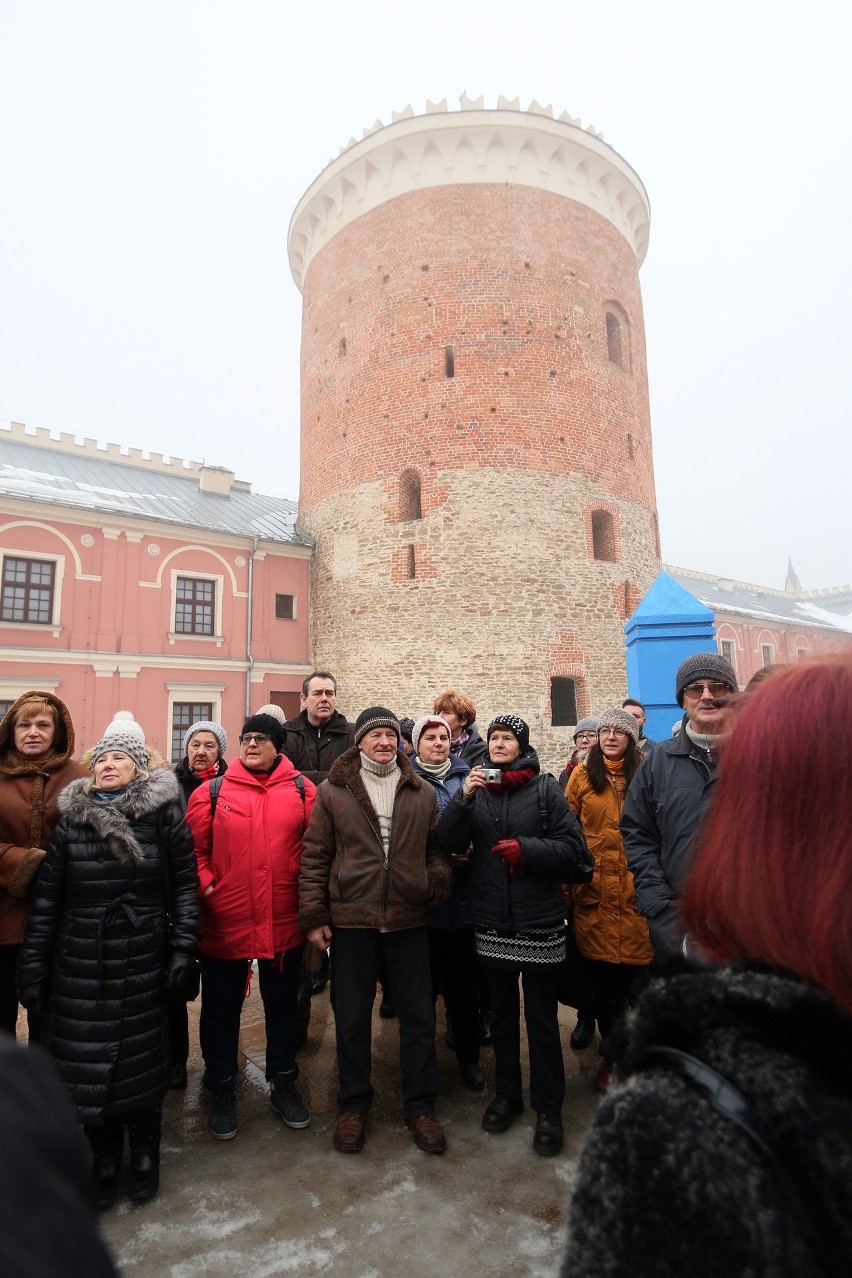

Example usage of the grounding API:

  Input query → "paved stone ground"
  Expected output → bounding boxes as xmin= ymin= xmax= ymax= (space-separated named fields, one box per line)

xmin=91 ymin=989 xmax=600 ymax=1277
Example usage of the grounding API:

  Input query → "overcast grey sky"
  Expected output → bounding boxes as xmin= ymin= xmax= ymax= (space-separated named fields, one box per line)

xmin=2 ymin=1 xmax=849 ymax=590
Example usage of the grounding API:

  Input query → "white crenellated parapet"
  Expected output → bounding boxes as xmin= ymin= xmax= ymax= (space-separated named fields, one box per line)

xmin=1 ymin=420 xmax=250 ymax=492
xmin=287 ymin=95 xmax=650 ymax=290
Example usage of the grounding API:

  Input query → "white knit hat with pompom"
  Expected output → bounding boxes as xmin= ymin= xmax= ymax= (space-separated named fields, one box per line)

xmin=90 ymin=711 xmax=149 ymax=771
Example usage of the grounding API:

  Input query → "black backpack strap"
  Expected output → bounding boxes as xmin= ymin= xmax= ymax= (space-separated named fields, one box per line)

xmin=208 ymin=774 xmax=224 ymax=818
xmin=635 ymin=1045 xmax=823 ymax=1259
xmin=294 ymin=772 xmax=307 ymax=834
xmin=537 ymin=774 xmax=550 ymax=834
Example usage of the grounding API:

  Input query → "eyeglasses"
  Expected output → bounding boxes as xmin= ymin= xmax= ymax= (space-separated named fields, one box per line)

xmin=682 ymin=681 xmax=732 ymax=700
xmin=239 ymin=733 xmax=270 ymax=745
xmin=575 ymin=732 xmax=597 ymax=742
xmin=600 ymin=728 xmax=629 ymax=737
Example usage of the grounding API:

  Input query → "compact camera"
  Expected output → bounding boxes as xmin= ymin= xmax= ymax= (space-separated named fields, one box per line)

xmin=481 ymin=767 xmax=502 ymax=783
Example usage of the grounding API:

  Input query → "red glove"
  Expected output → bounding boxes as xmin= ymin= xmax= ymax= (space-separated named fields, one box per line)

xmin=491 ymin=839 xmax=523 ymax=875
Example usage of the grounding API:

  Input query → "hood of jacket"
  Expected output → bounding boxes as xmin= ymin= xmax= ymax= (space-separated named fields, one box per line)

xmin=0 ymin=690 xmax=76 ymax=777
xmin=57 ymin=766 xmax=181 ymax=863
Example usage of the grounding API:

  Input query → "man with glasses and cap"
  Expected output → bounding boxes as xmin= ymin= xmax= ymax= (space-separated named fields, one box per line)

xmin=621 ymin=653 xmax=738 ymax=960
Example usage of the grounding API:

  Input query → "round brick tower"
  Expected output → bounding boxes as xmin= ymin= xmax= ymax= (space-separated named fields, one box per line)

xmin=288 ymin=96 xmax=660 ymax=770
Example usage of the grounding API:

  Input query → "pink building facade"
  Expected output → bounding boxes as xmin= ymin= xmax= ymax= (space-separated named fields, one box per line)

xmin=0 ymin=424 xmax=313 ymax=759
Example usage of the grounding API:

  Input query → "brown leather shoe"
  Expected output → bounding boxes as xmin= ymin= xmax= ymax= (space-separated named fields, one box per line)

xmin=408 ymin=1113 xmax=446 ymax=1155
xmin=333 ymin=1111 xmax=366 ymax=1154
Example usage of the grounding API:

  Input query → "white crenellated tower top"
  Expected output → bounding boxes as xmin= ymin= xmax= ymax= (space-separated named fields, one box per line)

xmin=288 ymin=93 xmax=651 ymax=290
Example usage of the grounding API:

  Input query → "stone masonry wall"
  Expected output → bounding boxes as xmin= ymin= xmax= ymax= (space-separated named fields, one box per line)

xmin=304 ymin=468 xmax=658 ymax=774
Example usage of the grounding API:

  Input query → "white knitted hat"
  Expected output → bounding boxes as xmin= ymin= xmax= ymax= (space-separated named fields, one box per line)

xmin=90 ymin=711 xmax=149 ymax=771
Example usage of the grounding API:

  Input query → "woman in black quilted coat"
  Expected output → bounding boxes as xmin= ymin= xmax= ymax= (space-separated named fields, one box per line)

xmin=17 ymin=712 xmax=199 ymax=1209
xmin=438 ymin=714 xmax=592 ymax=1158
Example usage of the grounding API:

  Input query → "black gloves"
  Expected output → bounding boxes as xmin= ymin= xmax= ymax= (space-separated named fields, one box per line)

xmin=166 ymin=951 xmax=197 ymax=998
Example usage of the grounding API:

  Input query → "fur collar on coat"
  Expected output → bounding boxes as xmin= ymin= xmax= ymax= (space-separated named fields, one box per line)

xmin=327 ymin=744 xmax=423 ymax=790
xmin=326 ymin=745 xmax=423 ymax=821
xmin=57 ymin=768 xmax=181 ymax=864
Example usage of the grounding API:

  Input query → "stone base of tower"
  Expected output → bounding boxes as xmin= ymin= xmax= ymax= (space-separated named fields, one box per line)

xmin=302 ymin=467 xmax=660 ymax=774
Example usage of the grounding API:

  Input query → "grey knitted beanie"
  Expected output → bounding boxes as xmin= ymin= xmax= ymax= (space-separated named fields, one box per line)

xmin=573 ymin=716 xmax=600 ymax=741
xmin=182 ymin=720 xmax=228 ymax=757
xmin=90 ymin=711 xmax=149 ymax=771
xmin=597 ymin=707 xmax=640 ymax=744
xmin=675 ymin=652 xmax=738 ymax=706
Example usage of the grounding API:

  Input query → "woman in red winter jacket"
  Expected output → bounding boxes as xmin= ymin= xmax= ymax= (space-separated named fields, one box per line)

xmin=185 ymin=713 xmax=315 ymax=1142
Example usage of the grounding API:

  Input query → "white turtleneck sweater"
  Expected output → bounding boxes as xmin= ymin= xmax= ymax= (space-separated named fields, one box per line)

xmin=359 ymin=753 xmax=400 ymax=862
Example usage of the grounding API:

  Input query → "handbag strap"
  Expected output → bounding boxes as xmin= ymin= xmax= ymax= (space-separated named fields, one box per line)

xmin=634 ymin=1044 xmax=825 ymax=1264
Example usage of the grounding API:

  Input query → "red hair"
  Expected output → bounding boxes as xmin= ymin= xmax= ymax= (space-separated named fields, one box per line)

xmin=681 ymin=655 xmax=852 ymax=1015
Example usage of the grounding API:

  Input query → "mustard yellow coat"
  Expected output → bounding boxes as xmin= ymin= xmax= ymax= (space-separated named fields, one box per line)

xmin=566 ymin=761 xmax=653 ymax=965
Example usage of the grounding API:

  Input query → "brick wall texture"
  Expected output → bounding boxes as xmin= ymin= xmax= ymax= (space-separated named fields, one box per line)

xmin=297 ymin=182 xmax=661 ymax=773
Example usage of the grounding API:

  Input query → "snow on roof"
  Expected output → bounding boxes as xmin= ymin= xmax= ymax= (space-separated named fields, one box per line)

xmin=0 ymin=437 xmax=313 ymax=546
xmin=668 ymin=568 xmax=852 ymax=636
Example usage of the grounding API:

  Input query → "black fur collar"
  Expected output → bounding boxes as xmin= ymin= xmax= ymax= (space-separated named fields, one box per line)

xmin=58 ymin=768 xmax=180 ymax=863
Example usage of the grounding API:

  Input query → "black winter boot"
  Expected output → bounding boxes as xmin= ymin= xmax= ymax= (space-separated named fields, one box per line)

xmin=127 ymin=1108 xmax=161 ymax=1203
xmin=84 ymin=1121 xmax=124 ymax=1210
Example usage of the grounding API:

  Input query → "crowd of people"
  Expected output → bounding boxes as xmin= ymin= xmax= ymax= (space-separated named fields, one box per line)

xmin=0 ymin=656 xmax=850 ymax=1276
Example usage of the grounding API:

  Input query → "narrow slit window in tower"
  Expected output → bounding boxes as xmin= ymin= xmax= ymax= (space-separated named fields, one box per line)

xmin=406 ymin=545 xmax=416 ymax=579
xmin=399 ymin=470 xmax=422 ymax=521
xmin=551 ymin=677 xmax=578 ymax=727
xmin=444 ymin=345 xmax=455 ymax=378
xmin=606 ymin=313 xmax=623 ymax=368
xmin=591 ymin=509 xmax=617 ymax=562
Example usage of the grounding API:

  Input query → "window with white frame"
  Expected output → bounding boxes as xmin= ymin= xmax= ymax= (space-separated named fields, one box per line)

xmin=761 ymin=644 xmax=773 ymax=668
xmin=175 ymin=576 xmax=215 ymax=636
xmin=1 ymin=556 xmax=56 ymax=624
xmin=720 ymin=639 xmax=735 ymax=667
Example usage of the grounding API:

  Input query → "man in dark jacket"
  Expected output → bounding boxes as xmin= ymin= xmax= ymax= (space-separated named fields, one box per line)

xmin=282 ymin=672 xmax=356 ymax=786
xmin=299 ymin=706 xmax=451 ymax=1157
xmin=621 ymin=653 xmax=737 ymax=959
xmin=622 ymin=698 xmax=658 ymax=753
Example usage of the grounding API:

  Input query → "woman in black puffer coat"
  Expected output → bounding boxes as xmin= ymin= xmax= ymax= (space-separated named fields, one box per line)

xmin=438 ymin=714 xmax=592 ymax=1158
xmin=17 ymin=712 xmax=199 ymax=1210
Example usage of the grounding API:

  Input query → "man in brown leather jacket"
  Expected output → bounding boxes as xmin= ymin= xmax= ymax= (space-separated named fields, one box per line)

xmin=298 ymin=706 xmax=451 ymax=1156
xmin=0 ymin=690 xmax=85 ymax=1037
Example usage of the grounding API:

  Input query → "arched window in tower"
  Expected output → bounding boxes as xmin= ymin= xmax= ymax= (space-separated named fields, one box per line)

xmin=399 ymin=469 xmax=422 ymax=522
xmin=606 ymin=313 xmax=623 ymax=368
xmin=591 ymin=509 xmax=618 ymax=562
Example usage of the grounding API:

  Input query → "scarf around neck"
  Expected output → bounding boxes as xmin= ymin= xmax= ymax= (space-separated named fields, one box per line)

xmin=415 ymin=755 xmax=452 ymax=781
